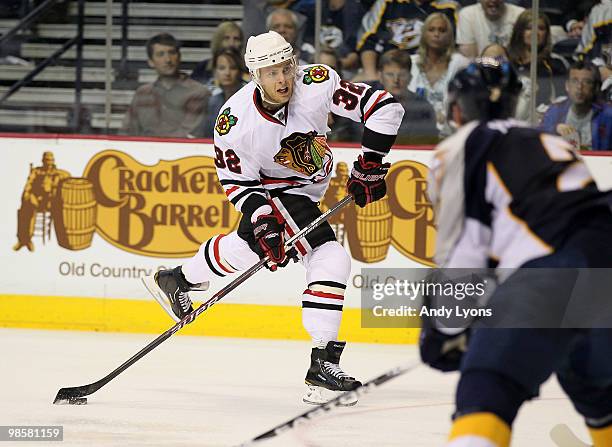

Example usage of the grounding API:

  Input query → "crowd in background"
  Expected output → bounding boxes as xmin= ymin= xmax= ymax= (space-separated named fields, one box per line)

xmin=10 ymin=0 xmax=609 ymax=149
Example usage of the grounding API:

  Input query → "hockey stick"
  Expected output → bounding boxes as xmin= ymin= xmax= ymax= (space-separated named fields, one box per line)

xmin=53 ymin=195 xmax=354 ymax=404
xmin=550 ymin=424 xmax=592 ymax=447
xmin=236 ymin=360 xmax=421 ymax=446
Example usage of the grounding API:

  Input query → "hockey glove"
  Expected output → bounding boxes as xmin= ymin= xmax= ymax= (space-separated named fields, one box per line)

xmin=347 ymin=154 xmax=391 ymax=208
xmin=419 ymin=326 xmax=469 ymax=372
xmin=253 ymin=213 xmax=297 ymax=271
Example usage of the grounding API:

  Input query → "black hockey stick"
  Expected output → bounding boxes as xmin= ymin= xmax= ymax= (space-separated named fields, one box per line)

xmin=236 ymin=360 xmax=421 ymax=446
xmin=53 ymin=195 xmax=354 ymax=404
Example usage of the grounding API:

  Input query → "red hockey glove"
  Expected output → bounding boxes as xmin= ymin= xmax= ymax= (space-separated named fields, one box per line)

xmin=347 ymin=154 xmax=391 ymax=208
xmin=252 ymin=213 xmax=297 ymax=271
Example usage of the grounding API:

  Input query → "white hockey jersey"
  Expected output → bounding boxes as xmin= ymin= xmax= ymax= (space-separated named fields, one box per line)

xmin=212 ymin=64 xmax=404 ymax=219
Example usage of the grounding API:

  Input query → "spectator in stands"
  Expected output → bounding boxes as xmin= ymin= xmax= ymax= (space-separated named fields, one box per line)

xmin=480 ymin=42 xmax=509 ymax=58
xmin=192 ymin=21 xmax=244 ymax=87
xmin=508 ymin=10 xmax=568 ymax=121
xmin=576 ymin=0 xmax=612 ymax=82
xmin=319 ymin=0 xmax=365 ymax=74
xmin=540 ymin=60 xmax=612 ymax=150
xmin=380 ymin=49 xmax=438 ymax=144
xmin=267 ymin=8 xmax=314 ymax=65
xmin=195 ymin=48 xmax=247 ymax=138
xmin=122 ymin=33 xmax=210 ymax=138
xmin=456 ymin=0 xmax=525 ymax=58
xmin=354 ymin=0 xmax=459 ymax=82
xmin=408 ymin=12 xmax=470 ymax=136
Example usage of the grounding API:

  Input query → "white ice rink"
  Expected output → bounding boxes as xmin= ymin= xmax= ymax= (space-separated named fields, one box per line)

xmin=0 ymin=328 xmax=592 ymax=446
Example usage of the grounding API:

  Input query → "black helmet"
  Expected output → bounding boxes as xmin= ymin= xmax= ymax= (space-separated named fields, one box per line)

xmin=447 ymin=57 xmax=522 ymax=123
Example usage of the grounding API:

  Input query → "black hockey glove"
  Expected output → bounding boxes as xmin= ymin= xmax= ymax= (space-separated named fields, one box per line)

xmin=347 ymin=154 xmax=391 ymax=208
xmin=253 ymin=213 xmax=298 ymax=271
xmin=419 ymin=326 xmax=469 ymax=372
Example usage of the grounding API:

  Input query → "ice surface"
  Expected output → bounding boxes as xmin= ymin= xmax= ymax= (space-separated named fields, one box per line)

xmin=0 ymin=329 xmax=589 ymax=446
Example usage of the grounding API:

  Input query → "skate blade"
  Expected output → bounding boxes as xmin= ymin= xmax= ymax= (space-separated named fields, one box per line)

xmin=302 ymin=385 xmax=358 ymax=407
xmin=141 ymin=275 xmax=180 ymax=323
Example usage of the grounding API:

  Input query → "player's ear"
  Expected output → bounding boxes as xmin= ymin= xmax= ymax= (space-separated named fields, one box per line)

xmin=147 ymin=58 xmax=155 ymax=69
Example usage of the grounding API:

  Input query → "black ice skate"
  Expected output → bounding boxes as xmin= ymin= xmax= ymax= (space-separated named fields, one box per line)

xmin=303 ymin=341 xmax=362 ymax=406
xmin=142 ymin=267 xmax=208 ymax=322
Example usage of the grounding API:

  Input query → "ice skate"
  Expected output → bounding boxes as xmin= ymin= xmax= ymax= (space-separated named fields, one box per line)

xmin=303 ymin=341 xmax=362 ymax=406
xmin=142 ymin=267 xmax=208 ymax=322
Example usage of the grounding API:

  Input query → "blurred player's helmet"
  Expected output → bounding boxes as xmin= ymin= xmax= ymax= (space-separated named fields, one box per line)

xmin=245 ymin=31 xmax=296 ymax=104
xmin=447 ymin=57 xmax=522 ymax=123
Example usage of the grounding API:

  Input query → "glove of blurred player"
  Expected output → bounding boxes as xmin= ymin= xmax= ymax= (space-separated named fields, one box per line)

xmin=419 ymin=326 xmax=469 ymax=372
xmin=252 ymin=213 xmax=297 ymax=271
xmin=347 ymin=154 xmax=391 ymax=208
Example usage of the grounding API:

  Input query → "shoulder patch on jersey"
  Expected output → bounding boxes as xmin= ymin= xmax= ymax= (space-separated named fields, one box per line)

xmin=302 ymin=65 xmax=330 ymax=85
xmin=215 ymin=107 xmax=238 ymax=136
xmin=274 ymin=131 xmax=329 ymax=175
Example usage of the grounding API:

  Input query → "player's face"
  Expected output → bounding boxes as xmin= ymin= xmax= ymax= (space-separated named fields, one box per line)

xmin=258 ymin=60 xmax=296 ymax=104
xmin=222 ymin=29 xmax=242 ymax=50
xmin=215 ymin=54 xmax=241 ymax=87
xmin=148 ymin=43 xmax=180 ymax=77
xmin=269 ymin=14 xmax=297 ymax=45
xmin=523 ymin=19 xmax=547 ymax=48
xmin=424 ymin=17 xmax=451 ymax=51
xmin=566 ymin=69 xmax=595 ymax=106
xmin=380 ymin=63 xmax=410 ymax=97
xmin=480 ymin=0 xmax=505 ymax=21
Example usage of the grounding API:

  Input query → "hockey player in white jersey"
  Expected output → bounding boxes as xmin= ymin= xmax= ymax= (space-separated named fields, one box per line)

xmin=143 ymin=30 xmax=404 ymax=405
xmin=420 ymin=58 xmax=612 ymax=447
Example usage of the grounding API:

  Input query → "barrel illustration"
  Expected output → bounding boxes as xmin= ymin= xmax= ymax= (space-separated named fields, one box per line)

xmin=345 ymin=196 xmax=393 ymax=263
xmin=53 ymin=178 xmax=97 ymax=250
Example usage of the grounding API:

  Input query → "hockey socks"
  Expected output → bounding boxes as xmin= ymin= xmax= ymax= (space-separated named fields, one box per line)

xmin=447 ymin=412 xmax=511 ymax=447
xmin=301 ymin=281 xmax=345 ymax=345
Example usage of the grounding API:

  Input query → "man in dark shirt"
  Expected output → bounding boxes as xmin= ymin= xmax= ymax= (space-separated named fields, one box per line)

xmin=122 ymin=33 xmax=210 ymax=137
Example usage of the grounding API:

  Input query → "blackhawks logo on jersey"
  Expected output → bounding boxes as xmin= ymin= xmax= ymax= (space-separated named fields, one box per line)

xmin=215 ymin=107 xmax=238 ymax=136
xmin=303 ymin=65 xmax=330 ymax=85
xmin=274 ymin=131 xmax=329 ymax=175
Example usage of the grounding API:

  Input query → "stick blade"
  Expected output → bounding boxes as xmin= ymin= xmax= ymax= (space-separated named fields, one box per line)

xmin=53 ymin=386 xmax=88 ymax=404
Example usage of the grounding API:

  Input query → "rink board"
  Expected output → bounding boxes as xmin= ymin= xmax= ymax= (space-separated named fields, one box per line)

xmin=0 ymin=134 xmax=610 ymax=343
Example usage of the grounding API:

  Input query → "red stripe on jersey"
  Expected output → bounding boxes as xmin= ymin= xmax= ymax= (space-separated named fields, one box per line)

xmin=225 ymin=186 xmax=240 ymax=196
xmin=363 ymin=91 xmax=388 ymax=122
xmin=304 ymin=289 xmax=344 ymax=300
xmin=261 ymin=178 xmax=302 ymax=185
xmin=213 ymin=234 xmax=233 ymax=274
xmin=269 ymin=200 xmax=308 ymax=256
xmin=253 ymin=91 xmax=285 ymax=125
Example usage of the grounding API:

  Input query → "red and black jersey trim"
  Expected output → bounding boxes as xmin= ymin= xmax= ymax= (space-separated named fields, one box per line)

xmin=364 ymin=97 xmax=398 ymax=122
xmin=253 ymin=90 xmax=287 ymax=126
xmin=229 ymin=187 xmax=267 ymax=206
xmin=359 ymin=88 xmax=375 ymax=118
xmin=220 ymin=179 xmax=262 ymax=187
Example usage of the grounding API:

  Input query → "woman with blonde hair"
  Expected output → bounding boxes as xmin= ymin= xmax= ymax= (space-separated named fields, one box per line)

xmin=191 ymin=21 xmax=245 ymax=87
xmin=408 ymin=12 xmax=470 ymax=136
xmin=507 ymin=9 xmax=568 ymax=121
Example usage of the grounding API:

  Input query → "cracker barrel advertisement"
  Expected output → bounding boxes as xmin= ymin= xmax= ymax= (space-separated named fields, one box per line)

xmin=2 ymin=135 xmax=436 ymax=308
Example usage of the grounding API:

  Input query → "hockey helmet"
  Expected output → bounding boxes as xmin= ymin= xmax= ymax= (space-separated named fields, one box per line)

xmin=245 ymin=31 xmax=295 ymax=76
xmin=447 ymin=57 xmax=522 ymax=123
